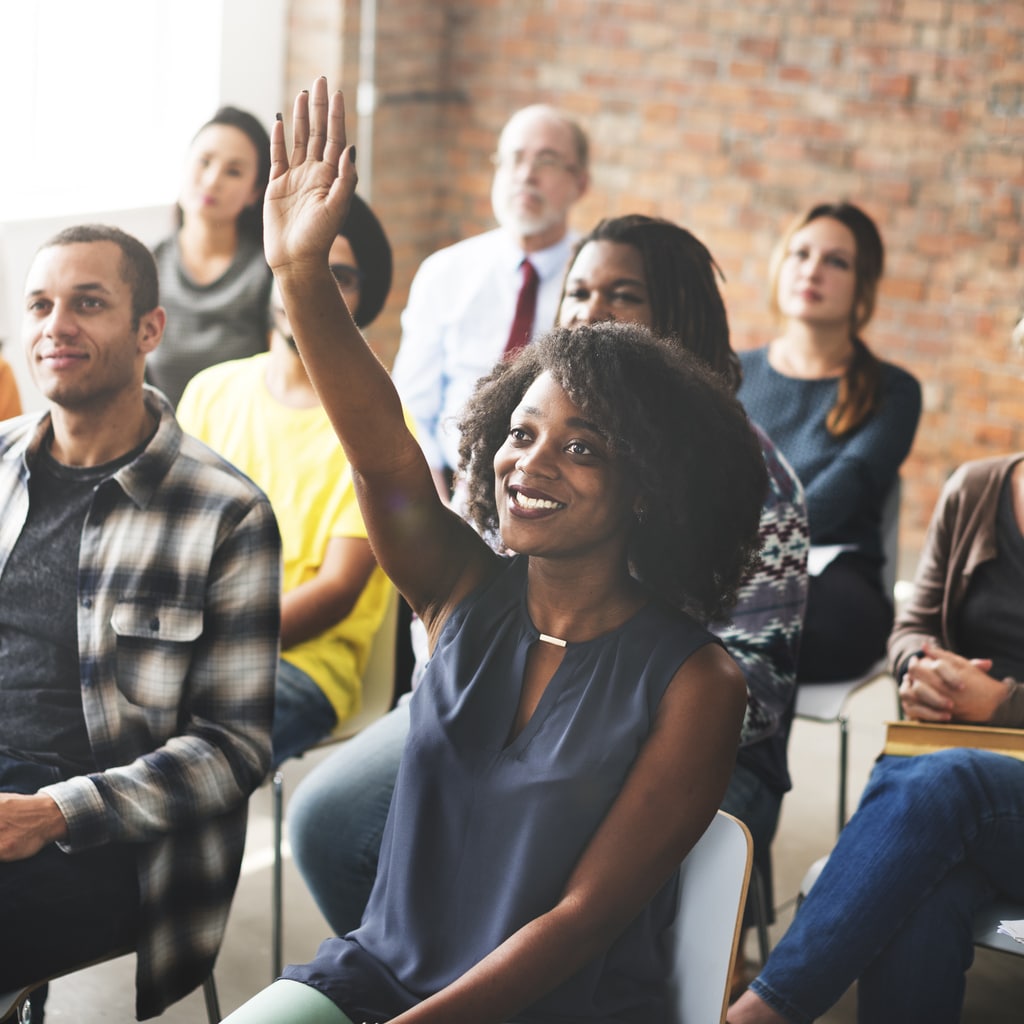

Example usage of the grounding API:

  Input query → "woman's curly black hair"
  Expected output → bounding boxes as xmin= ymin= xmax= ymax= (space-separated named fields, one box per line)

xmin=457 ymin=322 xmax=768 ymax=622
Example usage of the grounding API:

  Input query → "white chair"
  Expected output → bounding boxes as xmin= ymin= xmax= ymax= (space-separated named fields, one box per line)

xmin=668 ymin=810 xmax=754 ymax=1024
xmin=971 ymin=899 xmax=1024 ymax=958
xmin=270 ymin=585 xmax=400 ymax=978
xmin=794 ymin=479 xmax=902 ymax=834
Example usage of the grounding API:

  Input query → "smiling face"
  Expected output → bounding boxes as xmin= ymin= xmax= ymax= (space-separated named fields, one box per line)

xmin=776 ymin=216 xmax=859 ymax=327
xmin=179 ymin=123 xmax=262 ymax=228
xmin=490 ymin=107 xmax=588 ymax=251
xmin=23 ymin=241 xmax=162 ymax=411
xmin=558 ymin=240 xmax=654 ymax=330
xmin=493 ymin=371 xmax=636 ymax=561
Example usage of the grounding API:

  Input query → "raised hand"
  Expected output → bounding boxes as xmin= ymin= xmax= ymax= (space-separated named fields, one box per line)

xmin=264 ymin=77 xmax=358 ymax=274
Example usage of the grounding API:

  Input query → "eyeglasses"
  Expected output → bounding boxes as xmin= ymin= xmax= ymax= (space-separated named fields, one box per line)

xmin=490 ymin=149 xmax=578 ymax=176
xmin=330 ymin=263 xmax=364 ymax=291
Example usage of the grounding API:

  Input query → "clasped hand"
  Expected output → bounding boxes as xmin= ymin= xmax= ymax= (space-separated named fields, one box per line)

xmin=900 ymin=642 xmax=1009 ymax=724
xmin=264 ymin=77 xmax=358 ymax=277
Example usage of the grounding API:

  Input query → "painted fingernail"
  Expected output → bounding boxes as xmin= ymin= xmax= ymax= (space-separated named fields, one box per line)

xmin=349 ymin=146 xmax=357 ymax=164
xmin=275 ymin=112 xmax=282 ymax=122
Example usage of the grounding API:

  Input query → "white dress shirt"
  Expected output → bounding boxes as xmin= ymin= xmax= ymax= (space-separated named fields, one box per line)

xmin=392 ymin=228 xmax=577 ymax=472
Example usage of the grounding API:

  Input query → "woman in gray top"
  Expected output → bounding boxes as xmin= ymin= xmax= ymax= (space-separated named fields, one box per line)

xmin=147 ymin=106 xmax=272 ymax=406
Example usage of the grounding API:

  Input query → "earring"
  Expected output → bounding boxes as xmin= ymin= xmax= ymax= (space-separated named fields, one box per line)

xmin=634 ymin=503 xmax=647 ymax=525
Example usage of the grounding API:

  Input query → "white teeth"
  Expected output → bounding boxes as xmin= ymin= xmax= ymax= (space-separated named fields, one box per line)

xmin=513 ymin=492 xmax=563 ymax=511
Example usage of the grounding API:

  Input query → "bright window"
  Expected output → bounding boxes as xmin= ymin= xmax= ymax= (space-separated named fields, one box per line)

xmin=0 ymin=0 xmax=284 ymax=222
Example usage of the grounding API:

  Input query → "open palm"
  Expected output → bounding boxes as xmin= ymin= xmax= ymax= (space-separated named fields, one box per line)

xmin=264 ymin=78 xmax=358 ymax=273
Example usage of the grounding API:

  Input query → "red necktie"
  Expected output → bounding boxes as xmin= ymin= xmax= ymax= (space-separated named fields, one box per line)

xmin=502 ymin=258 xmax=539 ymax=359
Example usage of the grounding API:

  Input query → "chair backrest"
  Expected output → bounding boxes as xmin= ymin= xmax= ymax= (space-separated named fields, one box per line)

xmin=880 ymin=476 xmax=901 ymax=598
xmin=667 ymin=810 xmax=753 ymax=1024
xmin=333 ymin=585 xmax=399 ymax=741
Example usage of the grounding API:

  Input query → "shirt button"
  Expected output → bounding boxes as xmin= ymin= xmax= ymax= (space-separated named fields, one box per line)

xmin=82 ymin=597 xmax=92 ymax=609
xmin=149 ymin=617 xmax=160 ymax=631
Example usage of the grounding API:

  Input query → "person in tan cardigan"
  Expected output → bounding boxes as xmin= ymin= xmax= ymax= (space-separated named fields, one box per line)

xmin=731 ymin=453 xmax=1024 ymax=1024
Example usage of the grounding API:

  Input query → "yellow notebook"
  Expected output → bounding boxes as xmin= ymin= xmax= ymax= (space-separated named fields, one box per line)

xmin=884 ymin=720 xmax=1024 ymax=761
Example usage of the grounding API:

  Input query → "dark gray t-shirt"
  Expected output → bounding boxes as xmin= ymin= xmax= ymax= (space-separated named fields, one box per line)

xmin=0 ymin=442 xmax=141 ymax=775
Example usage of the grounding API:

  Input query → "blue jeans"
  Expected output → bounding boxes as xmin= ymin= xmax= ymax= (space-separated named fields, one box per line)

xmin=288 ymin=700 xmax=410 ymax=935
xmin=272 ymin=659 xmax=338 ymax=769
xmin=751 ymin=749 xmax=1024 ymax=1024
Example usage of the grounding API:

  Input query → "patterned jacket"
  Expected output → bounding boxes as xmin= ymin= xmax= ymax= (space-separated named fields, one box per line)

xmin=0 ymin=388 xmax=280 ymax=1018
xmin=715 ymin=424 xmax=808 ymax=794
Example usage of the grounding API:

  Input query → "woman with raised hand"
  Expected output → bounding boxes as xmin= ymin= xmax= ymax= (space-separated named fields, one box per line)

xmin=289 ymin=216 xmax=808 ymax=952
xmin=738 ymin=202 xmax=921 ymax=682
xmin=223 ymin=79 xmax=767 ymax=1024
xmin=147 ymin=106 xmax=273 ymax=406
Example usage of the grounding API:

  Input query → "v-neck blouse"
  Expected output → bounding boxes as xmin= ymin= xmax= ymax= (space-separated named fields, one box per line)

xmin=286 ymin=555 xmax=717 ymax=1023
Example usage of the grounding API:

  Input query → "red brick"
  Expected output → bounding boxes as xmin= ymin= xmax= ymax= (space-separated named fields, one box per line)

xmin=281 ymin=0 xmax=1024 ymax=547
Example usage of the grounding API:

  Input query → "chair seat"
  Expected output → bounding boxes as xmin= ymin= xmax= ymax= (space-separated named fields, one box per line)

xmin=0 ymin=987 xmax=30 ymax=1023
xmin=972 ymin=901 xmax=1024 ymax=956
xmin=794 ymin=658 xmax=888 ymax=722
xmin=0 ymin=953 xmax=219 ymax=1023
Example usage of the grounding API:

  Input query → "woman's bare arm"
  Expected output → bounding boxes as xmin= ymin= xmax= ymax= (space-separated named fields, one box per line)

xmin=264 ymin=80 xmax=495 ymax=626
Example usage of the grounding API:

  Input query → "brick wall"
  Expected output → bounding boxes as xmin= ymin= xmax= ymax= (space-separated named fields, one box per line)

xmin=283 ymin=0 xmax=1024 ymax=568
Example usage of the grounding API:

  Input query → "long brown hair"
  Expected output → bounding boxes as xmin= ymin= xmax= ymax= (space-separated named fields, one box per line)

xmin=771 ymin=201 xmax=885 ymax=437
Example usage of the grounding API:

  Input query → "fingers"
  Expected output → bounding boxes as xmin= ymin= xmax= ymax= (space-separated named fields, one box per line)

xmin=900 ymin=672 xmax=953 ymax=719
xmin=291 ymin=87 xmax=310 ymax=166
xmin=323 ymin=89 xmax=348 ymax=170
xmin=328 ymin=144 xmax=359 ymax=217
xmin=921 ymin=641 xmax=962 ymax=666
xmin=902 ymin=698 xmax=953 ymax=723
xmin=307 ymin=77 xmax=331 ymax=162
xmin=281 ymin=78 xmax=345 ymax=170
xmin=269 ymin=113 xmax=289 ymax=180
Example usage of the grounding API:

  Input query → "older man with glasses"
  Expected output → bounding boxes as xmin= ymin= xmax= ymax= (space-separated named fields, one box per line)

xmin=391 ymin=104 xmax=590 ymax=501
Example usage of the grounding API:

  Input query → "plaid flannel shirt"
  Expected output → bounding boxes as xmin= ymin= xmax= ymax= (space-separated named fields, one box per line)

xmin=0 ymin=388 xmax=280 ymax=1019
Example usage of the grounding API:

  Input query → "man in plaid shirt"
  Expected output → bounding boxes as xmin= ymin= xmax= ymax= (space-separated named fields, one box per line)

xmin=0 ymin=225 xmax=280 ymax=1019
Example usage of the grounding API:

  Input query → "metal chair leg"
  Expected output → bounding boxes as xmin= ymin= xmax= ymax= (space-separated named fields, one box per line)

xmin=202 ymin=974 xmax=221 ymax=1023
xmin=838 ymin=714 xmax=849 ymax=834
xmin=749 ymin=865 xmax=772 ymax=965
xmin=272 ymin=769 xmax=284 ymax=981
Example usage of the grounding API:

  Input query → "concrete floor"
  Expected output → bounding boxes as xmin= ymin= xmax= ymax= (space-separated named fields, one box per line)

xmin=32 ymin=674 xmax=1024 ymax=1022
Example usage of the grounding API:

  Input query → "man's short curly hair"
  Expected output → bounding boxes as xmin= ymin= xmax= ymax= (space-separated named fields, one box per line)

xmin=458 ymin=322 xmax=767 ymax=621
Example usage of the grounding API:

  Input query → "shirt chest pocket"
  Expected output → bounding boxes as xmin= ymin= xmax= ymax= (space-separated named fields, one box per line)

xmin=111 ymin=600 xmax=204 ymax=712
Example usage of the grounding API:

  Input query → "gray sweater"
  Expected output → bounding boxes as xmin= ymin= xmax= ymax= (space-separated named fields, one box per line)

xmin=147 ymin=232 xmax=272 ymax=407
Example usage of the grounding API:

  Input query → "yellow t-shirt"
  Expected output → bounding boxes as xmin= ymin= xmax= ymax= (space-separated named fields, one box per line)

xmin=178 ymin=353 xmax=391 ymax=723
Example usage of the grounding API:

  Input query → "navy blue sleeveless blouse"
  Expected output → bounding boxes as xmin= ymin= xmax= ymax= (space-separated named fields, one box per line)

xmin=285 ymin=555 xmax=717 ymax=1023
